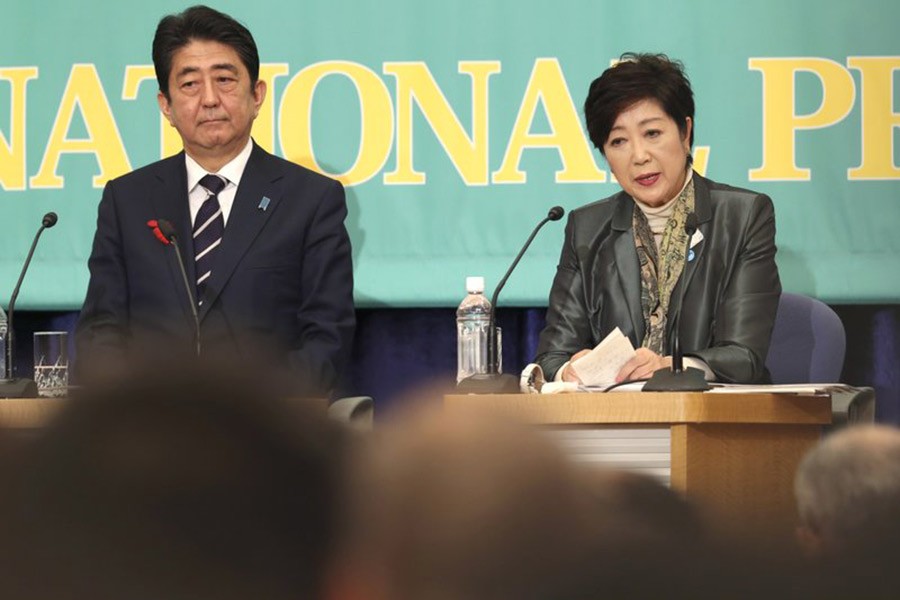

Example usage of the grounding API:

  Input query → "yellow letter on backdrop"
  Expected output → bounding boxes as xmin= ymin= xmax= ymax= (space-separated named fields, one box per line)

xmin=31 ymin=64 xmax=131 ymax=188
xmin=383 ymin=61 xmax=500 ymax=185
xmin=493 ymin=58 xmax=605 ymax=184
xmin=122 ymin=65 xmax=182 ymax=158
xmin=0 ymin=67 xmax=38 ymax=191
xmin=748 ymin=57 xmax=855 ymax=181
xmin=847 ymin=56 xmax=900 ymax=180
xmin=279 ymin=61 xmax=393 ymax=186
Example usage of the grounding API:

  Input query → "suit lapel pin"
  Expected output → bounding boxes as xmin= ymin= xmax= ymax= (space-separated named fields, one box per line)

xmin=258 ymin=196 xmax=271 ymax=211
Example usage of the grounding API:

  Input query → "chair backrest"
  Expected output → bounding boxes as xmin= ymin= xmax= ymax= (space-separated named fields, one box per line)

xmin=766 ymin=293 xmax=846 ymax=384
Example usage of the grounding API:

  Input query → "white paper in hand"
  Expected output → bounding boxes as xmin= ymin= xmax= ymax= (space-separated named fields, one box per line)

xmin=570 ymin=327 xmax=636 ymax=388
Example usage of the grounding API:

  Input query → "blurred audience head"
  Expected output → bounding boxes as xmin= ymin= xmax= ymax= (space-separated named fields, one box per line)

xmin=330 ymin=403 xmax=729 ymax=600
xmin=585 ymin=468 xmax=706 ymax=546
xmin=0 ymin=357 xmax=345 ymax=600
xmin=333 ymin=405 xmax=597 ymax=600
xmin=794 ymin=424 xmax=900 ymax=556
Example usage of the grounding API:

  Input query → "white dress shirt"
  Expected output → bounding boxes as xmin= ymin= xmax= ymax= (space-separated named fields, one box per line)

xmin=184 ymin=138 xmax=254 ymax=227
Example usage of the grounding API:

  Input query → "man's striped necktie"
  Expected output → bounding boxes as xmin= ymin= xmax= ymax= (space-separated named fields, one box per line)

xmin=193 ymin=174 xmax=226 ymax=306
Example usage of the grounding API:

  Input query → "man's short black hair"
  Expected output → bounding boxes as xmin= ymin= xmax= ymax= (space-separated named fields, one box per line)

xmin=152 ymin=5 xmax=260 ymax=99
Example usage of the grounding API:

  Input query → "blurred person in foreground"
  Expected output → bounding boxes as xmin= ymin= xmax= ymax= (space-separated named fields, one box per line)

xmin=75 ymin=5 xmax=354 ymax=396
xmin=0 ymin=359 xmax=346 ymax=600
xmin=795 ymin=425 xmax=900 ymax=558
xmin=326 ymin=404 xmax=770 ymax=600
xmin=535 ymin=53 xmax=781 ymax=385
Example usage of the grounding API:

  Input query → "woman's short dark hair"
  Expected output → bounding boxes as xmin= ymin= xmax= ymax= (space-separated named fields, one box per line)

xmin=584 ymin=53 xmax=695 ymax=155
xmin=152 ymin=5 xmax=259 ymax=100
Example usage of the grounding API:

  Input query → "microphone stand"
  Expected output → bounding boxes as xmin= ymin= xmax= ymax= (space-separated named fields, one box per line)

xmin=155 ymin=220 xmax=201 ymax=357
xmin=0 ymin=213 xmax=58 ymax=398
xmin=643 ymin=214 xmax=710 ymax=392
xmin=457 ymin=207 xmax=564 ymax=394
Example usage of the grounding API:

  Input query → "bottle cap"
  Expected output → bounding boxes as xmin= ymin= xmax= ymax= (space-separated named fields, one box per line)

xmin=465 ymin=276 xmax=485 ymax=294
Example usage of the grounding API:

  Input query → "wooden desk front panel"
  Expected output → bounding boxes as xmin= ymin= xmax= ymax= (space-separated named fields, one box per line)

xmin=444 ymin=391 xmax=830 ymax=536
xmin=671 ymin=422 xmax=820 ymax=535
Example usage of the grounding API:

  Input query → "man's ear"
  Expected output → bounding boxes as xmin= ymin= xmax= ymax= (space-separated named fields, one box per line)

xmin=158 ymin=91 xmax=175 ymax=126
xmin=252 ymin=79 xmax=267 ymax=119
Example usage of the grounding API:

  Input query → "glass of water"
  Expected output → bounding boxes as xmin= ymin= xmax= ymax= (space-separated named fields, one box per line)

xmin=33 ymin=331 xmax=69 ymax=397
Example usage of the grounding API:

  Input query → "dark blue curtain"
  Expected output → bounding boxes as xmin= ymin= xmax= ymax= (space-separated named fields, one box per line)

xmin=12 ymin=306 xmax=900 ymax=423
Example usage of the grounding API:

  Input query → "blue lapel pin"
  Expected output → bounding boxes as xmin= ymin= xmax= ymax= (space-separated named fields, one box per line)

xmin=688 ymin=249 xmax=696 ymax=262
xmin=258 ymin=196 xmax=271 ymax=211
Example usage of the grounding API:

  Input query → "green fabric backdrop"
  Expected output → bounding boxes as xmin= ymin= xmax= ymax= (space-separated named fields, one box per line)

xmin=1 ymin=0 xmax=898 ymax=308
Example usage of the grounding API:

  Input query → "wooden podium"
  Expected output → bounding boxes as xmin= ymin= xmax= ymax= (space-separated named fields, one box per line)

xmin=443 ymin=391 xmax=831 ymax=536
xmin=0 ymin=397 xmax=64 ymax=429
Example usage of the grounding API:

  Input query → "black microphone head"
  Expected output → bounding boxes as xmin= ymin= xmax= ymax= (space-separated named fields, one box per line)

xmin=42 ymin=212 xmax=58 ymax=228
xmin=548 ymin=206 xmax=565 ymax=221
xmin=157 ymin=219 xmax=178 ymax=242
xmin=684 ymin=213 xmax=699 ymax=236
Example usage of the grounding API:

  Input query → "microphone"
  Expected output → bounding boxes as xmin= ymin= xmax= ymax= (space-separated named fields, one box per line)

xmin=671 ymin=213 xmax=699 ymax=374
xmin=643 ymin=213 xmax=710 ymax=392
xmin=457 ymin=206 xmax=565 ymax=394
xmin=149 ymin=219 xmax=201 ymax=356
xmin=0 ymin=212 xmax=58 ymax=398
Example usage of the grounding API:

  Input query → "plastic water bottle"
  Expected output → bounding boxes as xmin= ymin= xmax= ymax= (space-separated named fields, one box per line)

xmin=0 ymin=306 xmax=7 ymax=380
xmin=456 ymin=276 xmax=493 ymax=383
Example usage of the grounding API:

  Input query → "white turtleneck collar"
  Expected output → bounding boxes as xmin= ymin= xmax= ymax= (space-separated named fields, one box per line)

xmin=635 ymin=169 xmax=694 ymax=247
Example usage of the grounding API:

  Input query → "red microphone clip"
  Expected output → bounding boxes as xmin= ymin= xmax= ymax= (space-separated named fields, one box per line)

xmin=147 ymin=220 xmax=170 ymax=245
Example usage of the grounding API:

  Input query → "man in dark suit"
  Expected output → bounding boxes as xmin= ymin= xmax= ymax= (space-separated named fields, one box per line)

xmin=76 ymin=5 xmax=354 ymax=394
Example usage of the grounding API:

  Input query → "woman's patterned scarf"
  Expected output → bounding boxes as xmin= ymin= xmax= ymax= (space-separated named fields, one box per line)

xmin=632 ymin=178 xmax=695 ymax=354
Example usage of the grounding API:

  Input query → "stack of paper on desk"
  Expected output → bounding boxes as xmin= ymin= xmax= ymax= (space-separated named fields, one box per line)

xmin=706 ymin=383 xmax=844 ymax=394
xmin=570 ymin=327 xmax=636 ymax=388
